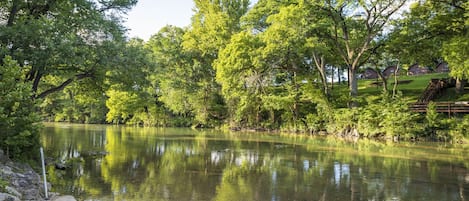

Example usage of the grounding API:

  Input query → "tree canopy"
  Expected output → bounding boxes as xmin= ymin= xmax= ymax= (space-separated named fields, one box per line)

xmin=1 ymin=0 xmax=469 ymax=152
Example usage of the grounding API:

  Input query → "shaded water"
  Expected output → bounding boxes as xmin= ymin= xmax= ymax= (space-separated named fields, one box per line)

xmin=41 ymin=123 xmax=469 ymax=201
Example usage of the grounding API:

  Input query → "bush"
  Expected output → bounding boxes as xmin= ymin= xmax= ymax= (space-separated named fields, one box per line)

xmin=377 ymin=93 xmax=420 ymax=139
xmin=327 ymin=107 xmax=359 ymax=135
xmin=447 ymin=115 xmax=469 ymax=143
xmin=328 ymin=92 xmax=420 ymax=139
xmin=0 ymin=56 xmax=41 ymax=159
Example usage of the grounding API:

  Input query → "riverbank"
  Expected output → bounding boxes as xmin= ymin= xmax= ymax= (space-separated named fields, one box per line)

xmin=0 ymin=150 xmax=76 ymax=201
xmin=39 ymin=123 xmax=469 ymax=200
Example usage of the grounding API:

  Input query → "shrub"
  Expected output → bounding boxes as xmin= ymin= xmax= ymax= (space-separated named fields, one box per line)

xmin=0 ymin=56 xmax=41 ymax=159
xmin=329 ymin=92 xmax=420 ymax=139
xmin=378 ymin=93 xmax=420 ymax=139
xmin=448 ymin=115 xmax=469 ymax=143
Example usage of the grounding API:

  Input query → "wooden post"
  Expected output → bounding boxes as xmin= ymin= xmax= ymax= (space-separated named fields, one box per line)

xmin=448 ymin=102 xmax=451 ymax=118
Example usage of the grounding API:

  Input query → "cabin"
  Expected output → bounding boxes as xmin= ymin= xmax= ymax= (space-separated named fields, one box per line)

xmin=382 ymin=66 xmax=400 ymax=77
xmin=362 ymin=68 xmax=379 ymax=79
xmin=435 ymin=62 xmax=450 ymax=73
xmin=407 ymin=64 xmax=431 ymax=76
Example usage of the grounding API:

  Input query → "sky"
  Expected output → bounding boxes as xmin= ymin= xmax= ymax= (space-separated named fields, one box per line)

xmin=124 ymin=0 xmax=195 ymax=41
xmin=123 ymin=0 xmax=410 ymax=41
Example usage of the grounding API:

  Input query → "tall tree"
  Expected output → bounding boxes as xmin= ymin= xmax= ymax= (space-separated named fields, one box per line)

xmin=387 ymin=0 xmax=468 ymax=92
xmin=262 ymin=1 xmax=337 ymax=96
xmin=317 ymin=0 xmax=406 ymax=102
xmin=214 ymin=31 xmax=266 ymax=127
xmin=146 ymin=26 xmax=196 ymax=122
xmin=105 ymin=39 xmax=162 ymax=126
xmin=0 ymin=0 xmax=137 ymax=99
xmin=443 ymin=34 xmax=469 ymax=92
xmin=215 ymin=0 xmax=339 ymax=129
xmin=439 ymin=1 xmax=468 ymax=92
xmin=180 ymin=0 xmax=250 ymax=126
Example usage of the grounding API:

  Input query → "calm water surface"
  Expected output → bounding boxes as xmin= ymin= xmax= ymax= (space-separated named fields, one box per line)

xmin=40 ymin=123 xmax=469 ymax=201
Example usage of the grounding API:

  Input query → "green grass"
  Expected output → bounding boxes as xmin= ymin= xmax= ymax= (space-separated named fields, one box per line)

xmin=358 ymin=73 xmax=450 ymax=102
xmin=329 ymin=73 xmax=469 ymax=104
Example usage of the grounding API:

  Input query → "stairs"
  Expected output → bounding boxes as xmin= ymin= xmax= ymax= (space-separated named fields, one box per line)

xmin=417 ymin=78 xmax=455 ymax=103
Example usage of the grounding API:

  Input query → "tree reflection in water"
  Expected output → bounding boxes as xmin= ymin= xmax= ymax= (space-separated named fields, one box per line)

xmin=41 ymin=123 xmax=469 ymax=201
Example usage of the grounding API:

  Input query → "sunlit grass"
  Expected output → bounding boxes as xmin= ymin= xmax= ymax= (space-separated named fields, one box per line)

xmin=319 ymin=72 xmax=466 ymax=104
xmin=357 ymin=73 xmax=450 ymax=103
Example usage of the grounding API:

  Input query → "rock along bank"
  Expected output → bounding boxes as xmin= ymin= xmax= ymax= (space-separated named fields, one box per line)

xmin=0 ymin=150 xmax=77 ymax=201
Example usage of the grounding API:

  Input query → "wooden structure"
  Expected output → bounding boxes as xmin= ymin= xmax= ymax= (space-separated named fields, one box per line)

xmin=435 ymin=62 xmax=450 ymax=73
xmin=407 ymin=64 xmax=431 ymax=76
xmin=409 ymin=78 xmax=468 ymax=114
xmin=410 ymin=102 xmax=469 ymax=114
xmin=362 ymin=68 xmax=379 ymax=79
xmin=417 ymin=78 xmax=454 ymax=103
xmin=382 ymin=66 xmax=400 ymax=77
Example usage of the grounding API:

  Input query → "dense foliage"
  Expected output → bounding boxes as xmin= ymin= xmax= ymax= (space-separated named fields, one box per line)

xmin=0 ymin=57 xmax=41 ymax=159
xmin=0 ymin=0 xmax=139 ymax=158
xmin=0 ymin=0 xmax=468 ymax=156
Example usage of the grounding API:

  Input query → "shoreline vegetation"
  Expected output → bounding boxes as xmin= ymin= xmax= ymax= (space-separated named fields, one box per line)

xmin=40 ymin=73 xmax=469 ymax=144
xmin=0 ymin=0 xmax=467 ymax=199
xmin=0 ymin=0 xmax=467 ymax=188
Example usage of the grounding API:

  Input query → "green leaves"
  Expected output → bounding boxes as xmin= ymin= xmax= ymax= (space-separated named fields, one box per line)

xmin=444 ymin=35 xmax=469 ymax=79
xmin=0 ymin=56 xmax=41 ymax=159
xmin=388 ymin=0 xmax=468 ymax=71
xmin=1 ymin=0 xmax=138 ymax=99
xmin=105 ymin=89 xmax=142 ymax=123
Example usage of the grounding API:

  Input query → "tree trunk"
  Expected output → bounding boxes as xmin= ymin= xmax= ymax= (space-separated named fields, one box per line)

xmin=312 ymin=54 xmax=329 ymax=96
xmin=347 ymin=67 xmax=350 ymax=88
xmin=392 ymin=63 xmax=400 ymax=98
xmin=338 ymin=67 xmax=341 ymax=85
xmin=32 ymin=71 xmax=43 ymax=96
xmin=320 ymin=67 xmax=328 ymax=96
xmin=330 ymin=66 xmax=334 ymax=90
xmin=349 ymin=67 xmax=358 ymax=96
xmin=348 ymin=67 xmax=358 ymax=107
xmin=7 ymin=0 xmax=19 ymax=26
xmin=455 ymin=78 xmax=465 ymax=94
xmin=376 ymin=69 xmax=388 ymax=92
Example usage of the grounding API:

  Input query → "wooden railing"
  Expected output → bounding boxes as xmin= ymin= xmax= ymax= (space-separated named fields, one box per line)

xmin=410 ymin=102 xmax=469 ymax=113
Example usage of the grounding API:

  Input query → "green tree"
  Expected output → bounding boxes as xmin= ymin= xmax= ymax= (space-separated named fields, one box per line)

xmin=179 ymin=0 xmax=250 ymax=127
xmin=0 ymin=0 xmax=137 ymax=99
xmin=214 ymin=31 xmax=267 ymax=128
xmin=105 ymin=39 xmax=165 ymax=126
xmin=257 ymin=1 xmax=326 ymax=129
xmin=0 ymin=56 xmax=41 ymax=159
xmin=317 ymin=0 xmax=407 ymax=102
xmin=146 ymin=26 xmax=195 ymax=121
xmin=443 ymin=34 xmax=469 ymax=92
xmin=39 ymin=79 xmax=108 ymax=123
xmin=388 ymin=0 xmax=468 ymax=92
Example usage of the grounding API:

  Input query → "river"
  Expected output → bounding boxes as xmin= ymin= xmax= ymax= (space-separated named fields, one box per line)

xmin=40 ymin=123 xmax=469 ymax=201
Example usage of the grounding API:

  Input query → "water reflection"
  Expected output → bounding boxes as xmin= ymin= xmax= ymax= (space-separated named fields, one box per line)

xmin=41 ymin=123 xmax=469 ymax=201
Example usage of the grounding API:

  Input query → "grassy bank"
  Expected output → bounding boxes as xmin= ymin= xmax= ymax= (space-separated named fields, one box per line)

xmin=358 ymin=73 xmax=450 ymax=101
xmin=295 ymin=72 xmax=469 ymax=143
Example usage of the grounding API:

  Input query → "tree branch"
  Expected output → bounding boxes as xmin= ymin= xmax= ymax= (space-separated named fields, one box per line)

xmin=35 ymin=72 xmax=93 ymax=99
xmin=7 ymin=0 xmax=19 ymax=26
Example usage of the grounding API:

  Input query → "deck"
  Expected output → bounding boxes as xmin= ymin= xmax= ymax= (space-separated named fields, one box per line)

xmin=410 ymin=102 xmax=469 ymax=114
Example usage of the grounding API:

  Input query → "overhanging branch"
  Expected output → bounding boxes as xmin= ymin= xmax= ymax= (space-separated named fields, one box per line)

xmin=35 ymin=72 xmax=93 ymax=99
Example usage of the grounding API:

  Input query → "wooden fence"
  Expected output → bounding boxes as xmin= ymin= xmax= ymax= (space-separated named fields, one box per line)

xmin=410 ymin=102 xmax=469 ymax=114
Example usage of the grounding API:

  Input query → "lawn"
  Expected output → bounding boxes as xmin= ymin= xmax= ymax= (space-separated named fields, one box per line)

xmin=358 ymin=73 xmax=450 ymax=102
xmin=329 ymin=72 xmax=468 ymax=104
